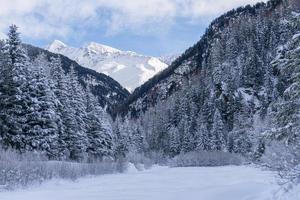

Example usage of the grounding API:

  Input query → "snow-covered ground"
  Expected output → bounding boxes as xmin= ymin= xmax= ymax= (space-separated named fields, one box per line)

xmin=0 ymin=165 xmax=297 ymax=200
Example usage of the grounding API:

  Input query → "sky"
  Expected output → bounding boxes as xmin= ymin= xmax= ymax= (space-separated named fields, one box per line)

xmin=0 ymin=0 xmax=266 ymax=56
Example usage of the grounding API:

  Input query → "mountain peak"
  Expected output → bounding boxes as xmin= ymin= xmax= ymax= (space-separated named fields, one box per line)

xmin=84 ymin=42 xmax=121 ymax=54
xmin=46 ymin=40 xmax=67 ymax=51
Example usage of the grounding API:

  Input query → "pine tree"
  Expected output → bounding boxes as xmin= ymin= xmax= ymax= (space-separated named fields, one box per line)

xmin=181 ymin=119 xmax=193 ymax=153
xmin=0 ymin=24 xmax=30 ymax=151
xmin=228 ymin=109 xmax=252 ymax=155
xmin=210 ymin=109 xmax=227 ymax=151
xmin=85 ymin=87 xmax=114 ymax=160
xmin=23 ymin=54 xmax=60 ymax=158
xmin=64 ymin=65 xmax=88 ymax=160
xmin=49 ymin=56 xmax=69 ymax=158
xmin=130 ymin=120 xmax=144 ymax=154
xmin=168 ymin=125 xmax=180 ymax=156
xmin=113 ymin=117 xmax=129 ymax=158
xmin=195 ymin=120 xmax=209 ymax=151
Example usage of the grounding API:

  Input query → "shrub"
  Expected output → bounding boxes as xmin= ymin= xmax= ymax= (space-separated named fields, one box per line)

xmin=0 ymin=148 xmax=127 ymax=190
xmin=169 ymin=151 xmax=244 ymax=167
xmin=261 ymin=141 xmax=300 ymax=184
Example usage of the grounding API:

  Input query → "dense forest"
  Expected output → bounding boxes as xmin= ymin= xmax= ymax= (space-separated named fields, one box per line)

xmin=113 ymin=0 xmax=300 ymax=176
xmin=0 ymin=25 xmax=119 ymax=161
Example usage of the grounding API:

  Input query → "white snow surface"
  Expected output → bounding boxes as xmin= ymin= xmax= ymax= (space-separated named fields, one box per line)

xmin=1 ymin=165 xmax=296 ymax=200
xmin=46 ymin=40 xmax=168 ymax=92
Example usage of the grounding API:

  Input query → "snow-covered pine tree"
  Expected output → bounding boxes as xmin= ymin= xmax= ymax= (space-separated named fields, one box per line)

xmin=168 ymin=125 xmax=180 ymax=156
xmin=195 ymin=120 xmax=209 ymax=151
xmin=129 ymin=120 xmax=144 ymax=154
xmin=210 ymin=109 xmax=227 ymax=151
xmin=85 ymin=86 xmax=114 ymax=160
xmin=65 ymin=65 xmax=88 ymax=160
xmin=49 ymin=56 xmax=69 ymax=159
xmin=113 ymin=116 xmax=129 ymax=158
xmin=228 ymin=100 xmax=253 ymax=155
xmin=23 ymin=54 xmax=60 ymax=158
xmin=0 ymin=24 xmax=31 ymax=151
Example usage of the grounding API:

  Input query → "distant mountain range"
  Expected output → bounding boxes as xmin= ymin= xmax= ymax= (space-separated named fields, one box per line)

xmin=46 ymin=40 xmax=175 ymax=92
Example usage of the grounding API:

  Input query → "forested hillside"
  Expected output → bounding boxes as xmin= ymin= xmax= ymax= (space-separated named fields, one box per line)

xmin=114 ymin=0 xmax=300 ymax=173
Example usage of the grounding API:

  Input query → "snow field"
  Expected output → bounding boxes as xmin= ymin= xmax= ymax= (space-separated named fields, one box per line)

xmin=0 ymin=165 xmax=289 ymax=200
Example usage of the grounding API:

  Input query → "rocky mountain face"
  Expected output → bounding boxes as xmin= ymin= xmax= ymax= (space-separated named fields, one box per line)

xmin=46 ymin=40 xmax=168 ymax=92
xmin=24 ymin=44 xmax=130 ymax=112
xmin=114 ymin=0 xmax=300 ymax=164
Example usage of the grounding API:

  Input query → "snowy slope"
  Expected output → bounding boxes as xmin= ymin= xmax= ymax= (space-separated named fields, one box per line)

xmin=0 ymin=165 xmax=289 ymax=200
xmin=46 ymin=40 xmax=168 ymax=92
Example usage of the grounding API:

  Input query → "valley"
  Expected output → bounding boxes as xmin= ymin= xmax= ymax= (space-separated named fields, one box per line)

xmin=0 ymin=0 xmax=300 ymax=199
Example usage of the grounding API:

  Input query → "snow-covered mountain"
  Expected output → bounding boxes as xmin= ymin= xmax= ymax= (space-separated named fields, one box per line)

xmin=46 ymin=40 xmax=168 ymax=92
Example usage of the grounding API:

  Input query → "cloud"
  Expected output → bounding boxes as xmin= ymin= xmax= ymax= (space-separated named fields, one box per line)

xmin=0 ymin=0 xmax=99 ymax=39
xmin=177 ymin=0 xmax=265 ymax=17
xmin=100 ymin=0 xmax=177 ymax=35
xmin=0 ymin=0 xmax=266 ymax=40
xmin=99 ymin=0 xmax=265 ymax=35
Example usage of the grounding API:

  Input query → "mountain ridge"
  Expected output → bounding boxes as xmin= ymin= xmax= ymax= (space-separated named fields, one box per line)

xmin=115 ymin=0 xmax=292 ymax=117
xmin=46 ymin=40 xmax=168 ymax=92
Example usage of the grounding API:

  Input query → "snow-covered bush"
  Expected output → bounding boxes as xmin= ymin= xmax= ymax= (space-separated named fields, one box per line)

xmin=145 ymin=151 xmax=168 ymax=165
xmin=126 ymin=152 xmax=153 ymax=169
xmin=262 ymin=141 xmax=300 ymax=183
xmin=0 ymin=149 xmax=127 ymax=190
xmin=125 ymin=150 xmax=170 ymax=170
xmin=170 ymin=151 xmax=244 ymax=167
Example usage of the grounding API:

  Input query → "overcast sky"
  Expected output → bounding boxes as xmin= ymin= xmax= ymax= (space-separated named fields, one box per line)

xmin=0 ymin=0 xmax=266 ymax=56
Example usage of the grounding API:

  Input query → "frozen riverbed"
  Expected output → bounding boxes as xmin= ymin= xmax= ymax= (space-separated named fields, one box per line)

xmin=0 ymin=164 xmax=294 ymax=200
